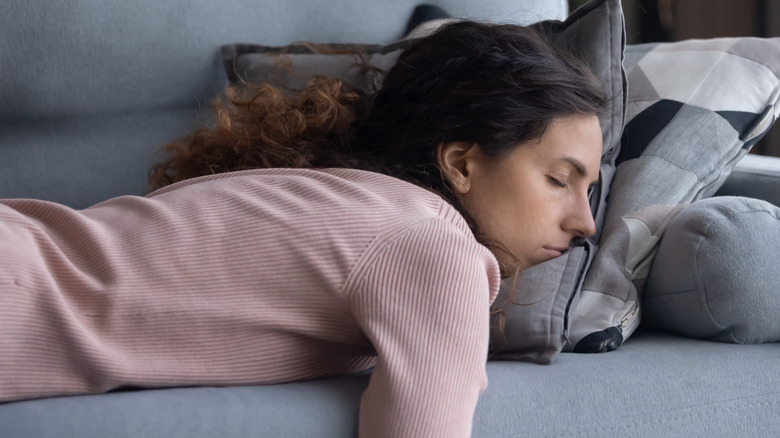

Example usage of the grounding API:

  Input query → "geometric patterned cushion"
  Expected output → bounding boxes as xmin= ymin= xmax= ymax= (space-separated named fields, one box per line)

xmin=565 ymin=37 xmax=780 ymax=352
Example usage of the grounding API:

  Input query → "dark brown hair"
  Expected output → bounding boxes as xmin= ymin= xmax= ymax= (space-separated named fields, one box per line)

xmin=350 ymin=21 xmax=607 ymax=208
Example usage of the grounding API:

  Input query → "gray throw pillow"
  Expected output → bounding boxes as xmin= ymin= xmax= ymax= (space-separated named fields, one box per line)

xmin=644 ymin=196 xmax=780 ymax=344
xmin=221 ymin=41 xmax=408 ymax=96
xmin=220 ymin=11 xmax=456 ymax=95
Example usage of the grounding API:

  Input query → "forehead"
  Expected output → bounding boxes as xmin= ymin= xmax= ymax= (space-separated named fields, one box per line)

xmin=536 ymin=115 xmax=602 ymax=173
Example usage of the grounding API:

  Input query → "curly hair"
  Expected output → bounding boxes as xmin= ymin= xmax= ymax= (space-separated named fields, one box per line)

xmin=148 ymin=77 xmax=369 ymax=190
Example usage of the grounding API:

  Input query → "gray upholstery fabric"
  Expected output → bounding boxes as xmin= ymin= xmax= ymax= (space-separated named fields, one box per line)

xmin=644 ymin=196 xmax=780 ymax=343
xmin=716 ymin=154 xmax=780 ymax=207
xmin=2 ymin=331 xmax=778 ymax=438
xmin=0 ymin=109 xmax=205 ymax=208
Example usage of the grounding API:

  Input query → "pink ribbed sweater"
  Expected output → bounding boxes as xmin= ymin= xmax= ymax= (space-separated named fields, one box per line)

xmin=0 ymin=168 xmax=500 ymax=437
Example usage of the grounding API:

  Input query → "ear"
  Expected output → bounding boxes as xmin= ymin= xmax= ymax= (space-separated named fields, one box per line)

xmin=436 ymin=141 xmax=480 ymax=195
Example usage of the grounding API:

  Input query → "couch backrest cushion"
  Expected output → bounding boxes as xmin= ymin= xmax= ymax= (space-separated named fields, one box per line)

xmin=0 ymin=0 xmax=567 ymax=120
xmin=0 ymin=0 xmax=566 ymax=207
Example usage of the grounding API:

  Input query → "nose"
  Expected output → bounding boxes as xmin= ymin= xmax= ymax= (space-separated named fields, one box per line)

xmin=564 ymin=194 xmax=597 ymax=239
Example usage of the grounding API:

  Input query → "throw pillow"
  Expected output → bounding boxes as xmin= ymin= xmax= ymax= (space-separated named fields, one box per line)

xmin=220 ymin=5 xmax=452 ymax=94
xmin=221 ymin=41 xmax=408 ymax=96
xmin=566 ymin=37 xmax=780 ymax=352
xmin=644 ymin=196 xmax=780 ymax=344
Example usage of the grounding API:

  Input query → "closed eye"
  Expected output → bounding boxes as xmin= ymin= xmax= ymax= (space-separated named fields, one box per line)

xmin=548 ymin=176 xmax=567 ymax=189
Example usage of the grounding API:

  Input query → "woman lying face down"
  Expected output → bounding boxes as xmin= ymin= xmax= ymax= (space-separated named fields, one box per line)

xmin=2 ymin=20 xmax=605 ymax=438
xmin=151 ymin=20 xmax=606 ymax=277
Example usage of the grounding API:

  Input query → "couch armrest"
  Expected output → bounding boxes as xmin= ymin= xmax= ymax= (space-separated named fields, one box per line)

xmin=714 ymin=154 xmax=780 ymax=207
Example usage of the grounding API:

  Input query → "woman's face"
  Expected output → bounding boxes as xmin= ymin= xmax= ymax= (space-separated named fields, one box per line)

xmin=448 ymin=114 xmax=602 ymax=276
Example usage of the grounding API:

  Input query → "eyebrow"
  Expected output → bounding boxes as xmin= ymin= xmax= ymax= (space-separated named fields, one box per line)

xmin=559 ymin=157 xmax=600 ymax=186
xmin=560 ymin=157 xmax=586 ymax=177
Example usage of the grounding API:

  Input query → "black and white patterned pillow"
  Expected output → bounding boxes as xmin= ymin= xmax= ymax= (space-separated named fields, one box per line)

xmin=566 ymin=37 xmax=780 ymax=352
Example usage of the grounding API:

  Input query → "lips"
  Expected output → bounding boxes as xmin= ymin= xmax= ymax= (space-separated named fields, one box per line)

xmin=543 ymin=246 xmax=569 ymax=260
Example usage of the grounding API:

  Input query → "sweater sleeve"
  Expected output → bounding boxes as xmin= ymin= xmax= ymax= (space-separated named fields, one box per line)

xmin=346 ymin=218 xmax=500 ymax=438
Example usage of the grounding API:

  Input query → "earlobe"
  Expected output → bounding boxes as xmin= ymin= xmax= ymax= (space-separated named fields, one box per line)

xmin=436 ymin=141 xmax=478 ymax=195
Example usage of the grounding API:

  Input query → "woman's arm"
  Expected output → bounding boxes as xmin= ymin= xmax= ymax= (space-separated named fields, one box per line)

xmin=347 ymin=219 xmax=500 ymax=438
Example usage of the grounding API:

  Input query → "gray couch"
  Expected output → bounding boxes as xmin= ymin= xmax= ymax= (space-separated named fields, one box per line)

xmin=2 ymin=0 xmax=779 ymax=436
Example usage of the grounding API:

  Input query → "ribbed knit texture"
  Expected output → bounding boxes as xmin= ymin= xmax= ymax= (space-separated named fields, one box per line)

xmin=0 ymin=168 xmax=500 ymax=437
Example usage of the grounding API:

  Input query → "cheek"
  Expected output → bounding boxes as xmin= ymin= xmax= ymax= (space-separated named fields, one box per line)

xmin=505 ymin=181 xmax=570 ymax=245
xmin=506 ymin=177 xmax=556 ymax=219
xmin=465 ymin=161 xmax=558 ymax=240
xmin=483 ymin=176 xmax=549 ymax=239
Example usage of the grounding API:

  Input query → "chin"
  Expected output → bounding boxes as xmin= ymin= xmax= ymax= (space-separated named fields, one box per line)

xmin=494 ymin=249 xmax=550 ymax=278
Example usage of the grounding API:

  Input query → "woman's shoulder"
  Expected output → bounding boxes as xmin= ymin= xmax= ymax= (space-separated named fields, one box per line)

xmin=147 ymin=167 xmax=418 ymax=196
xmin=147 ymin=167 xmax=466 ymax=227
xmin=344 ymin=204 xmax=502 ymax=308
xmin=320 ymin=168 xmax=475 ymax=237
